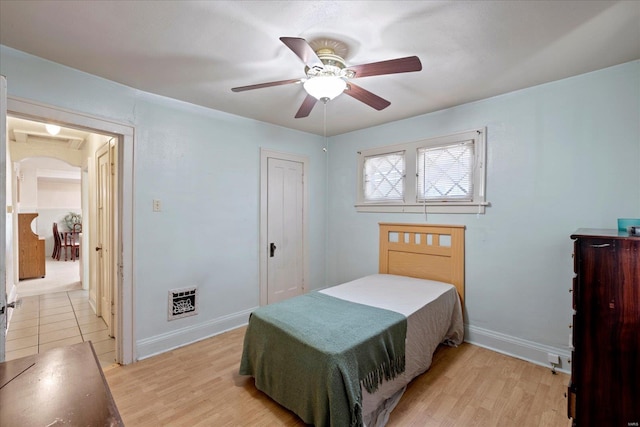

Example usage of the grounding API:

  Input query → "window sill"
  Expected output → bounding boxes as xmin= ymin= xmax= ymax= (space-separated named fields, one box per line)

xmin=355 ymin=202 xmax=489 ymax=214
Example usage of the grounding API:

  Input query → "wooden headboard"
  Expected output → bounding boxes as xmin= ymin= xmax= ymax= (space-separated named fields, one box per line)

xmin=379 ymin=223 xmax=465 ymax=304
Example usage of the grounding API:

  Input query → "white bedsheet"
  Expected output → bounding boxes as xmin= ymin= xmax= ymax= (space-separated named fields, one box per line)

xmin=320 ymin=274 xmax=464 ymax=426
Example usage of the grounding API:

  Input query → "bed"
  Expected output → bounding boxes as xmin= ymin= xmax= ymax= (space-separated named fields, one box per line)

xmin=239 ymin=223 xmax=465 ymax=426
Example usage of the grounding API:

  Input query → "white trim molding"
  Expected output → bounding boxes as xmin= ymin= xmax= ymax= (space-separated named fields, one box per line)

xmin=465 ymin=324 xmax=571 ymax=374
xmin=356 ymin=127 xmax=488 ymax=214
xmin=136 ymin=309 xmax=253 ymax=360
xmin=7 ymin=95 xmax=136 ymax=365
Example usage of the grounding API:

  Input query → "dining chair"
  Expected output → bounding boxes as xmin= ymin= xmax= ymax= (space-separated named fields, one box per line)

xmin=54 ymin=223 xmax=80 ymax=261
xmin=72 ymin=223 xmax=82 ymax=259
xmin=52 ymin=222 xmax=62 ymax=260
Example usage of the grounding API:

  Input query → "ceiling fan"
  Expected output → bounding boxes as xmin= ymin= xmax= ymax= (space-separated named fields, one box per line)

xmin=231 ymin=37 xmax=422 ymax=118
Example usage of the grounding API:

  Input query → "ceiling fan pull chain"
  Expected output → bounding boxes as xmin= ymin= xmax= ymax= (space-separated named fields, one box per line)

xmin=323 ymin=102 xmax=327 ymax=141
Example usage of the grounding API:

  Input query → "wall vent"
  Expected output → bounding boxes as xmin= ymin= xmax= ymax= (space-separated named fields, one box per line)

xmin=168 ymin=286 xmax=198 ymax=320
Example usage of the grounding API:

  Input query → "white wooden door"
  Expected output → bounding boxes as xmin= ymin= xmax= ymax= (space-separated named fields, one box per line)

xmin=266 ymin=158 xmax=304 ymax=304
xmin=96 ymin=142 xmax=114 ymax=335
xmin=0 ymin=76 xmax=7 ymax=361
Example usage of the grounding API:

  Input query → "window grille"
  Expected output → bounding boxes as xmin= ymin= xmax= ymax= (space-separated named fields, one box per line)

xmin=363 ymin=151 xmax=405 ymax=201
xmin=417 ymin=141 xmax=474 ymax=201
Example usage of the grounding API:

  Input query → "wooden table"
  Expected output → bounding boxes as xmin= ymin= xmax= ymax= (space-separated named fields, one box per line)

xmin=0 ymin=342 xmax=123 ymax=426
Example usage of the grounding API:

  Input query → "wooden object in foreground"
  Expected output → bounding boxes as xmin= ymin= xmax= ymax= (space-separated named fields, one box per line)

xmin=0 ymin=342 xmax=123 ymax=426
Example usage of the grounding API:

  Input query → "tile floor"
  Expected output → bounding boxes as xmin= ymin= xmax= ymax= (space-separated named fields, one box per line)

xmin=5 ymin=289 xmax=116 ymax=368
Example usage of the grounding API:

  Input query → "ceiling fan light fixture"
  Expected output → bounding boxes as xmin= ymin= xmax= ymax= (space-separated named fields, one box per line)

xmin=303 ymin=76 xmax=346 ymax=101
xmin=45 ymin=124 xmax=61 ymax=136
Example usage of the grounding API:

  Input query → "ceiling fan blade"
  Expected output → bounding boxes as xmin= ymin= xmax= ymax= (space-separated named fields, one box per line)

xmin=344 ymin=83 xmax=391 ymax=111
xmin=280 ymin=37 xmax=324 ymax=70
xmin=347 ymin=56 xmax=422 ymax=78
xmin=231 ymin=78 xmax=302 ymax=92
xmin=295 ymin=94 xmax=318 ymax=118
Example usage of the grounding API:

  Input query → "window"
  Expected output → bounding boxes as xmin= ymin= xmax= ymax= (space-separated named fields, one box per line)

xmin=356 ymin=128 xmax=487 ymax=214
xmin=363 ymin=151 xmax=405 ymax=202
xmin=417 ymin=141 xmax=474 ymax=202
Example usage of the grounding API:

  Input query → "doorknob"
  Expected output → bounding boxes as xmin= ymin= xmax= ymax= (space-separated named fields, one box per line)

xmin=270 ymin=242 xmax=277 ymax=257
xmin=95 ymin=245 xmax=102 ymax=252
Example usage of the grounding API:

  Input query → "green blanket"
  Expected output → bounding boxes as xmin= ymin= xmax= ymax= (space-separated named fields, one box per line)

xmin=239 ymin=292 xmax=407 ymax=427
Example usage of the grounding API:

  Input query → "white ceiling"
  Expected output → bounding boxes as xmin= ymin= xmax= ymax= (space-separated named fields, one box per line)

xmin=1 ymin=1 xmax=639 ymax=136
xmin=8 ymin=117 xmax=89 ymax=151
xmin=9 ymin=117 xmax=87 ymax=182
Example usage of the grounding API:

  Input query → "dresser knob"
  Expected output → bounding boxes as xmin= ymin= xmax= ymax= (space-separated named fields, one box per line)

xmin=569 ymin=289 xmax=573 ymax=293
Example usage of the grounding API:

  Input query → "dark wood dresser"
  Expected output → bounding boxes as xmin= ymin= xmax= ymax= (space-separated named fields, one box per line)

xmin=568 ymin=229 xmax=639 ymax=427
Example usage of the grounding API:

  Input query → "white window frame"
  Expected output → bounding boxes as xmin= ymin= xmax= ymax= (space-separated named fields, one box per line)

xmin=356 ymin=128 xmax=488 ymax=214
xmin=363 ymin=150 xmax=406 ymax=202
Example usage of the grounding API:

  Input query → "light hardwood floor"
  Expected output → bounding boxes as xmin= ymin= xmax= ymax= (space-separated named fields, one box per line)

xmin=104 ymin=327 xmax=571 ymax=426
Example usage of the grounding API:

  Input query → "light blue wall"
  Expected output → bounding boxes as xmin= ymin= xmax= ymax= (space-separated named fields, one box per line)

xmin=2 ymin=44 xmax=639 ymax=368
xmin=0 ymin=46 xmax=327 ymax=356
xmin=327 ymin=60 xmax=640 ymax=366
xmin=131 ymin=94 xmax=329 ymax=344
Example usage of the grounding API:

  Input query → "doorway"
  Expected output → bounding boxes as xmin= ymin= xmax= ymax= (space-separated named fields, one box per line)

xmin=15 ymin=154 xmax=84 ymax=292
xmin=259 ymin=149 xmax=309 ymax=305
xmin=6 ymin=117 xmax=114 ymax=365
xmin=2 ymin=96 xmax=134 ymax=365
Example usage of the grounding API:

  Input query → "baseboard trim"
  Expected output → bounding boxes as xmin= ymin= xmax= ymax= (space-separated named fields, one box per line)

xmin=465 ymin=324 xmax=571 ymax=374
xmin=136 ymin=308 xmax=253 ymax=360
xmin=135 ymin=313 xmax=573 ymax=373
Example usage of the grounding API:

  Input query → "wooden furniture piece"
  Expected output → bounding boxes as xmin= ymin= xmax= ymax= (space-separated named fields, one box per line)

xmin=18 ymin=213 xmax=45 ymax=279
xmin=73 ymin=223 xmax=82 ymax=259
xmin=52 ymin=222 xmax=62 ymax=259
xmin=379 ymin=222 xmax=465 ymax=304
xmin=0 ymin=341 xmax=124 ymax=426
xmin=62 ymin=230 xmax=80 ymax=261
xmin=53 ymin=222 xmax=80 ymax=261
xmin=568 ymin=229 xmax=639 ymax=427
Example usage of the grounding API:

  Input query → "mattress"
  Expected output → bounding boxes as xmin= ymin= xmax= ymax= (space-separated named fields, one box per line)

xmin=320 ymin=274 xmax=464 ymax=426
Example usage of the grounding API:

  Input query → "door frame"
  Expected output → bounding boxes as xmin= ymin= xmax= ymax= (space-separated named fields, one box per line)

xmin=1 ymin=76 xmax=7 ymax=361
xmin=259 ymin=148 xmax=309 ymax=306
xmin=6 ymin=96 xmax=135 ymax=364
